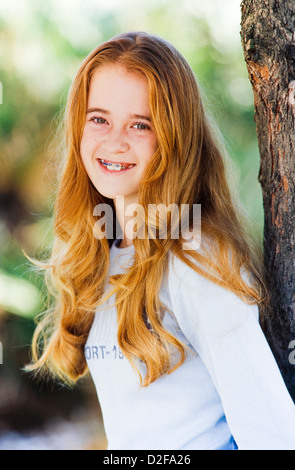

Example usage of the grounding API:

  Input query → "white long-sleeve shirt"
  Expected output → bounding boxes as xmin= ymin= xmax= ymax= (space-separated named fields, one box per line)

xmin=85 ymin=239 xmax=295 ymax=450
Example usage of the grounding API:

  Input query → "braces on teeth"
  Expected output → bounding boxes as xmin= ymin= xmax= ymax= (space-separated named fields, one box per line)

xmin=99 ymin=159 xmax=134 ymax=171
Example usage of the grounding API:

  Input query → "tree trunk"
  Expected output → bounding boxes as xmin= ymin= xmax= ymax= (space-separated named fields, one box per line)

xmin=240 ymin=0 xmax=295 ymax=400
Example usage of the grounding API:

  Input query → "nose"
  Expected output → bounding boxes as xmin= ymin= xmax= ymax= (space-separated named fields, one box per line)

xmin=101 ymin=127 xmax=130 ymax=154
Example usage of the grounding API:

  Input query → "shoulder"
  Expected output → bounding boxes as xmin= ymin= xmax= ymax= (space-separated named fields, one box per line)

xmin=167 ymin=231 xmax=217 ymax=302
xmin=167 ymin=234 xmax=259 ymax=338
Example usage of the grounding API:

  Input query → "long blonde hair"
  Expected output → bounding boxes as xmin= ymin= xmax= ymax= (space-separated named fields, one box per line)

xmin=27 ymin=32 xmax=267 ymax=386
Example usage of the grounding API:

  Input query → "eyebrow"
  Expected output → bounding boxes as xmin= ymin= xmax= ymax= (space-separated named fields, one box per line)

xmin=86 ymin=107 xmax=151 ymax=122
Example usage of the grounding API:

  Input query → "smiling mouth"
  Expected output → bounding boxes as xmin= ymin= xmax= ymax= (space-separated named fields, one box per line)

xmin=97 ymin=158 xmax=136 ymax=171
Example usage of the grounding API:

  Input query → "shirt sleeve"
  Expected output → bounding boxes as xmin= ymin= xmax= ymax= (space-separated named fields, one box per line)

xmin=168 ymin=254 xmax=295 ymax=450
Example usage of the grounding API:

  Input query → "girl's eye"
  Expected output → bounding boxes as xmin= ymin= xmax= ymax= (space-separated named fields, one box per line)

xmin=133 ymin=122 xmax=151 ymax=131
xmin=91 ymin=117 xmax=107 ymax=125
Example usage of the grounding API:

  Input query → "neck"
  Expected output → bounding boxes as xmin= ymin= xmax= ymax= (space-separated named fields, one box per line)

xmin=113 ymin=195 xmax=137 ymax=248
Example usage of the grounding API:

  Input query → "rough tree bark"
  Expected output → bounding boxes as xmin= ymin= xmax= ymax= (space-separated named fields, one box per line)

xmin=240 ymin=0 xmax=295 ymax=400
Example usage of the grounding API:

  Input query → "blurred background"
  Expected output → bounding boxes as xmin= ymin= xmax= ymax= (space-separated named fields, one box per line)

xmin=0 ymin=0 xmax=263 ymax=450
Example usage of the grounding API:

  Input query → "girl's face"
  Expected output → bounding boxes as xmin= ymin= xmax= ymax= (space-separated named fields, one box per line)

xmin=80 ymin=64 xmax=158 ymax=206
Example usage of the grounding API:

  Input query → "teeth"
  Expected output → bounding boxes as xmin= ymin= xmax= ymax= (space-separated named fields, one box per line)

xmin=99 ymin=159 xmax=134 ymax=171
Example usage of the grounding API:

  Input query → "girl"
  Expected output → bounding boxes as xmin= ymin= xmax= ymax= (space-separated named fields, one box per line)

xmin=28 ymin=32 xmax=295 ymax=450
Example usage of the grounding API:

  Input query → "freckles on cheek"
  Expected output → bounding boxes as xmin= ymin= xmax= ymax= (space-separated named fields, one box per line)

xmin=80 ymin=127 xmax=86 ymax=152
xmin=81 ymin=125 xmax=102 ymax=151
xmin=80 ymin=128 xmax=93 ymax=158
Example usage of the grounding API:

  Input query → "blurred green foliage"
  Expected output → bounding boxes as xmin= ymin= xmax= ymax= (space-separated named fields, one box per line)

xmin=0 ymin=0 xmax=263 ymax=442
